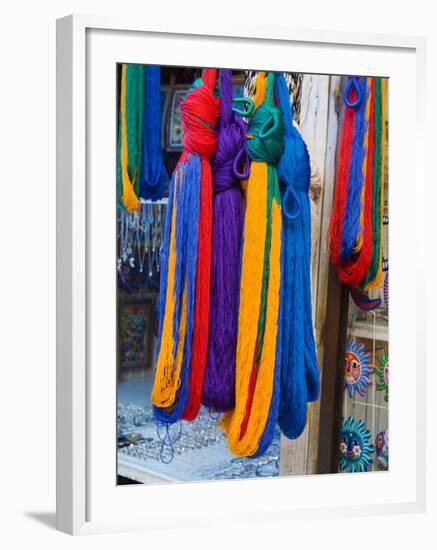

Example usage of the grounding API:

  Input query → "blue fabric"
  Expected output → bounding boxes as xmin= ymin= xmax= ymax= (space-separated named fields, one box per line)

xmin=153 ymin=154 xmax=201 ymax=424
xmin=275 ymin=73 xmax=319 ymax=440
xmin=140 ymin=66 xmax=169 ymax=200
xmin=340 ymin=77 xmax=369 ymax=260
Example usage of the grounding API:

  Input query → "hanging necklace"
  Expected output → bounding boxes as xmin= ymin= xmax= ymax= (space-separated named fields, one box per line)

xmin=136 ymin=205 xmax=148 ymax=273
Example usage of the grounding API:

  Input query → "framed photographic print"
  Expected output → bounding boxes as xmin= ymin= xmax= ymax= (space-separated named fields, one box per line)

xmin=56 ymin=14 xmax=426 ymax=535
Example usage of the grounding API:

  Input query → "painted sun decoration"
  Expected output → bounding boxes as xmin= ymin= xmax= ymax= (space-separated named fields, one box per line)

xmin=339 ymin=416 xmax=375 ymax=472
xmin=343 ymin=339 xmax=373 ymax=398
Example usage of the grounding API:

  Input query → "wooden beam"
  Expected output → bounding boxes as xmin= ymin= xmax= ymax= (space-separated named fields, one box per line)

xmin=317 ymin=264 xmax=349 ymax=473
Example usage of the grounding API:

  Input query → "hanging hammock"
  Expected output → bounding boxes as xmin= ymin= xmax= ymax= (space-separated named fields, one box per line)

xmin=117 ymin=63 xmax=144 ymax=212
xmin=140 ymin=65 xmax=169 ymax=200
xmin=151 ymin=69 xmax=219 ymax=424
xmin=220 ymin=72 xmax=283 ymax=457
xmin=334 ymin=78 xmax=374 ymax=288
xmin=329 ymin=76 xmax=387 ymax=291
xmin=202 ymin=69 xmax=249 ymax=413
xmin=360 ymin=77 xmax=386 ymax=290
xmin=274 ymin=72 xmax=320 ymax=440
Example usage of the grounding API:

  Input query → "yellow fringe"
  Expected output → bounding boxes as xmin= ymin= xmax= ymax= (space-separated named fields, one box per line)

xmin=237 ymin=198 xmax=281 ymax=456
xmin=363 ymin=78 xmax=387 ymax=290
xmin=222 ymin=71 xmax=282 ymax=457
xmin=221 ymin=171 xmax=282 ymax=457
xmin=151 ymin=170 xmax=181 ymax=407
xmin=120 ymin=64 xmax=140 ymax=212
xmin=221 ymin=161 xmax=268 ymax=448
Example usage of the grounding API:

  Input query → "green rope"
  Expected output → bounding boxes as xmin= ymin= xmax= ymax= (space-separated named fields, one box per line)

xmin=248 ymin=72 xmax=284 ymax=364
xmin=117 ymin=64 xmax=144 ymax=204
xmin=360 ymin=77 xmax=382 ymax=288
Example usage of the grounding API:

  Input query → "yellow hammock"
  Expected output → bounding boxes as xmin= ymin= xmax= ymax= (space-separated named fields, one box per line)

xmin=220 ymin=72 xmax=283 ymax=457
xmin=362 ymin=77 xmax=387 ymax=290
xmin=119 ymin=64 xmax=141 ymax=212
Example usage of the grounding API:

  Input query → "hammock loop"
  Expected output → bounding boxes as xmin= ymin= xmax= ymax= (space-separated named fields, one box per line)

xmin=232 ymin=146 xmax=251 ymax=180
xmin=155 ymin=419 xmax=182 ymax=465
xmin=232 ymin=96 xmax=254 ymax=117
xmin=276 ymin=72 xmax=310 ymax=221
xmin=246 ymin=107 xmax=284 ymax=165
xmin=208 ymin=410 xmax=221 ymax=421
xmin=282 ymin=186 xmax=302 ymax=221
xmin=259 ymin=110 xmax=280 ymax=140
xmin=344 ymin=76 xmax=362 ymax=109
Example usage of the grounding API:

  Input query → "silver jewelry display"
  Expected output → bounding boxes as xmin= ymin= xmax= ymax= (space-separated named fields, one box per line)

xmin=118 ymin=402 xmax=280 ymax=480
xmin=118 ymin=199 xmax=167 ymax=281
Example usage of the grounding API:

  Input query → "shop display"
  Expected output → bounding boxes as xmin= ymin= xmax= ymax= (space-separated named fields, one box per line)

xmin=117 ymin=402 xmax=280 ymax=479
xmin=117 ymin=201 xmax=167 ymax=290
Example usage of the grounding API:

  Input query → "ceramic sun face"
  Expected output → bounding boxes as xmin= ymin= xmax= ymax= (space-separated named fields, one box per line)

xmin=375 ymin=430 xmax=389 ymax=470
xmin=375 ymin=348 xmax=389 ymax=401
xmin=339 ymin=417 xmax=375 ymax=472
xmin=344 ymin=339 xmax=373 ymax=398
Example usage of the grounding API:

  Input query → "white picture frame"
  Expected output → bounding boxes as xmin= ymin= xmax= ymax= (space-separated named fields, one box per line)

xmin=56 ymin=14 xmax=427 ymax=535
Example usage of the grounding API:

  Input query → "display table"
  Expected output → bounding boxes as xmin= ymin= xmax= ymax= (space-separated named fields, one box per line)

xmin=117 ymin=378 xmax=280 ymax=483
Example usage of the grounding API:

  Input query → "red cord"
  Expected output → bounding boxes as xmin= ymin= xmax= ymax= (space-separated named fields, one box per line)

xmin=329 ymin=88 xmax=356 ymax=264
xmin=336 ymin=80 xmax=375 ymax=287
xmin=181 ymin=69 xmax=219 ymax=421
